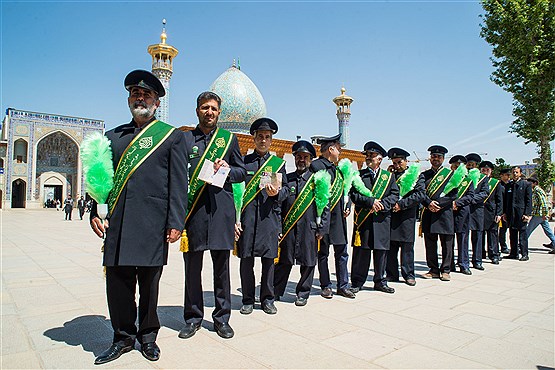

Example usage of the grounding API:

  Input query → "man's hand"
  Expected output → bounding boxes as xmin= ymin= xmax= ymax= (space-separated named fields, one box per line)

xmin=344 ymin=208 xmax=351 ymax=217
xmin=166 ymin=228 xmax=181 ymax=243
xmin=495 ymin=215 xmax=501 ymax=223
xmin=234 ymin=222 xmax=243 ymax=241
xmin=264 ymin=183 xmax=278 ymax=197
xmin=428 ymin=200 xmax=441 ymax=213
xmin=392 ymin=203 xmax=401 ymax=212
xmin=214 ymin=158 xmax=229 ymax=171
xmin=502 ymin=214 xmax=507 ymax=222
xmin=90 ymin=217 xmax=108 ymax=238
xmin=316 ymin=232 xmax=323 ymax=240
xmin=522 ymin=215 xmax=531 ymax=223
xmin=372 ymin=199 xmax=384 ymax=212
xmin=452 ymin=201 xmax=458 ymax=211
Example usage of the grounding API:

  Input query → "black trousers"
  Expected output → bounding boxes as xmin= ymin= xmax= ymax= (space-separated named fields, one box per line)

xmin=471 ymin=230 xmax=484 ymax=265
xmin=386 ymin=241 xmax=415 ymax=281
xmin=499 ymin=220 xmax=508 ymax=248
xmin=423 ymin=233 xmax=454 ymax=274
xmin=105 ymin=266 xmax=162 ymax=346
xmin=240 ymin=256 xmax=275 ymax=305
xmin=274 ymin=263 xmax=315 ymax=299
xmin=484 ymin=227 xmax=499 ymax=259
xmin=317 ymin=241 xmax=349 ymax=290
xmin=183 ymin=250 xmax=231 ymax=326
xmin=509 ymin=227 xmax=528 ymax=258
xmin=455 ymin=231 xmax=470 ymax=270
xmin=351 ymin=248 xmax=388 ymax=288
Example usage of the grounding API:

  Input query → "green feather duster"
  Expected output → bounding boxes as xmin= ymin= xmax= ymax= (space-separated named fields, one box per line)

xmin=468 ymin=168 xmax=481 ymax=187
xmin=232 ymin=182 xmax=246 ymax=222
xmin=398 ymin=162 xmax=421 ymax=198
xmin=80 ymin=132 xmax=114 ymax=204
xmin=441 ymin=165 xmax=468 ymax=197
xmin=352 ymin=171 xmax=373 ymax=198
xmin=337 ymin=158 xmax=356 ymax=197
xmin=313 ymin=169 xmax=331 ymax=221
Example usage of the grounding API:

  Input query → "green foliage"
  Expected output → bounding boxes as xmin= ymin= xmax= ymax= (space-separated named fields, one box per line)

xmin=313 ymin=170 xmax=331 ymax=217
xmin=80 ymin=132 xmax=114 ymax=204
xmin=480 ymin=0 xmax=555 ymax=187
xmin=398 ymin=162 xmax=421 ymax=198
xmin=493 ymin=157 xmax=511 ymax=178
xmin=535 ymin=151 xmax=555 ymax=190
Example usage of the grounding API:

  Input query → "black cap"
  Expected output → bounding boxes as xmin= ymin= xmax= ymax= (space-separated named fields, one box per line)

xmin=387 ymin=147 xmax=410 ymax=159
xmin=465 ymin=153 xmax=482 ymax=163
xmin=479 ymin=161 xmax=495 ymax=169
xmin=316 ymin=133 xmax=341 ymax=145
xmin=124 ymin=70 xmax=165 ymax=97
xmin=500 ymin=168 xmax=511 ymax=175
xmin=527 ymin=175 xmax=539 ymax=183
xmin=428 ymin=145 xmax=448 ymax=155
xmin=292 ymin=140 xmax=316 ymax=158
xmin=361 ymin=141 xmax=386 ymax=157
xmin=250 ymin=117 xmax=278 ymax=135
xmin=449 ymin=155 xmax=467 ymax=164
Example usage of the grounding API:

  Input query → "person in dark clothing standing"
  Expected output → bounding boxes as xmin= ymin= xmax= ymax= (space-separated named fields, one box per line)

xmin=451 ymin=155 xmax=474 ymax=275
xmin=480 ymin=161 xmax=504 ymax=264
xmin=64 ymin=195 xmax=73 ymax=220
xmin=466 ymin=153 xmax=490 ymax=271
xmin=89 ymin=70 xmax=188 ymax=364
xmin=503 ymin=166 xmax=532 ymax=261
xmin=274 ymin=140 xmax=321 ymax=306
xmin=77 ymin=196 xmax=86 ymax=220
xmin=498 ymin=168 xmax=512 ymax=253
xmin=236 ymin=118 xmax=287 ymax=316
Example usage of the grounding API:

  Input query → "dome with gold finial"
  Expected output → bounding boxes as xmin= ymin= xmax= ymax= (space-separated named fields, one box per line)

xmin=209 ymin=61 xmax=267 ymax=133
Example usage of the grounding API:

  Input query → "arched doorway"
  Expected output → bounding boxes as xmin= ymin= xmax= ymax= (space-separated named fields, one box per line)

xmin=11 ymin=179 xmax=26 ymax=208
xmin=36 ymin=131 xmax=79 ymax=201
xmin=13 ymin=138 xmax=28 ymax=163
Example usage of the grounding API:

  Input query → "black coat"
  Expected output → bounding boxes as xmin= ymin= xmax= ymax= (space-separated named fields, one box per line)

xmin=469 ymin=176 xmax=490 ymax=231
xmin=484 ymin=179 xmax=504 ymax=230
xmin=504 ymin=178 xmax=532 ymax=229
xmin=237 ymin=151 xmax=288 ymax=258
xmin=279 ymin=170 xmax=322 ymax=266
xmin=309 ymin=157 xmax=348 ymax=245
xmin=454 ymin=180 xmax=475 ymax=234
xmin=91 ymin=120 xmax=188 ymax=267
xmin=349 ymin=168 xmax=399 ymax=250
xmin=421 ymin=167 xmax=458 ymax=235
xmin=390 ymin=170 xmax=426 ymax=243
xmin=183 ymin=126 xmax=246 ymax=251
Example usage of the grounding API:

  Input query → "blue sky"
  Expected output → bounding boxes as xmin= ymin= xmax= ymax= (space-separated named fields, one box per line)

xmin=1 ymin=0 xmax=550 ymax=165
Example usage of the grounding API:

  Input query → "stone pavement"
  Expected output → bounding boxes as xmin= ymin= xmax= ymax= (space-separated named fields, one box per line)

xmin=1 ymin=209 xmax=553 ymax=369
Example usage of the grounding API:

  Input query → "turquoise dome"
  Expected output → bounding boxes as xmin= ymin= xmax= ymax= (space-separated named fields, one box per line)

xmin=209 ymin=66 xmax=267 ymax=133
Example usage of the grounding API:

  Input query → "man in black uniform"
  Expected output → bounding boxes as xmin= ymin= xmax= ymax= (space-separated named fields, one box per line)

xmin=90 ymin=70 xmax=188 ymax=364
xmin=480 ymin=161 xmax=504 ymax=264
xmin=77 ymin=196 xmax=86 ymax=220
xmin=311 ymin=134 xmax=355 ymax=299
xmin=350 ymin=142 xmax=399 ymax=293
xmin=178 ymin=92 xmax=246 ymax=340
xmin=498 ymin=168 xmax=511 ymax=253
xmin=274 ymin=140 xmax=321 ymax=306
xmin=503 ymin=166 xmax=532 ymax=261
xmin=420 ymin=145 xmax=458 ymax=281
xmin=236 ymin=118 xmax=287 ymax=315
xmin=386 ymin=148 xmax=425 ymax=286
xmin=451 ymin=155 xmax=474 ymax=275
xmin=466 ymin=153 xmax=489 ymax=271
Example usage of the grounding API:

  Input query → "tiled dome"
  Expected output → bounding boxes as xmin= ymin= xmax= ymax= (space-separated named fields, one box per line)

xmin=210 ymin=65 xmax=267 ymax=133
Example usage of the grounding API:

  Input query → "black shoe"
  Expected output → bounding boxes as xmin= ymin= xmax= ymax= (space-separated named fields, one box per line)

xmin=492 ymin=258 xmax=499 ymax=265
xmin=274 ymin=295 xmax=281 ymax=301
xmin=140 ymin=342 xmax=160 ymax=361
xmin=348 ymin=286 xmax=361 ymax=293
xmin=501 ymin=248 xmax=510 ymax=254
xmin=214 ymin=322 xmax=234 ymax=339
xmin=337 ymin=288 xmax=356 ymax=299
xmin=240 ymin=304 xmax=254 ymax=315
xmin=262 ymin=301 xmax=278 ymax=315
xmin=543 ymin=242 xmax=554 ymax=249
xmin=505 ymin=255 xmax=518 ymax=259
xmin=295 ymin=297 xmax=307 ymax=306
xmin=519 ymin=256 xmax=529 ymax=261
xmin=94 ymin=343 xmax=133 ymax=365
xmin=321 ymin=287 xmax=333 ymax=299
xmin=405 ymin=278 xmax=416 ymax=286
xmin=549 ymin=249 xmax=555 ymax=254
xmin=374 ymin=284 xmax=395 ymax=294
xmin=178 ymin=322 xmax=201 ymax=339
xmin=460 ymin=268 xmax=472 ymax=275
xmin=472 ymin=263 xmax=485 ymax=271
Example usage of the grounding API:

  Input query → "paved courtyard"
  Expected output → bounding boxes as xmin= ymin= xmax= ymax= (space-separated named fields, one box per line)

xmin=1 ymin=208 xmax=554 ymax=369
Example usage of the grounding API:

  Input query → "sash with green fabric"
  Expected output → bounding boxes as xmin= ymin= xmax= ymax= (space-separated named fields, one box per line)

xmin=185 ymin=128 xmax=233 ymax=222
xmin=106 ymin=120 xmax=175 ymax=214
xmin=279 ymin=174 xmax=315 ymax=244
xmin=426 ymin=167 xmax=451 ymax=198
xmin=484 ymin=177 xmax=500 ymax=203
xmin=457 ymin=175 xmax=473 ymax=199
xmin=329 ymin=169 xmax=343 ymax=211
xmin=241 ymin=155 xmax=286 ymax=211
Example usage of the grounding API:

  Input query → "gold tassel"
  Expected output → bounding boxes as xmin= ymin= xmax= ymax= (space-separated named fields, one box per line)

xmin=103 ymin=266 xmax=106 ymax=278
xmin=418 ymin=222 xmax=423 ymax=238
xmin=274 ymin=247 xmax=281 ymax=265
xmin=233 ymin=241 xmax=238 ymax=256
xmin=317 ymin=239 xmax=321 ymax=253
xmin=498 ymin=220 xmax=502 ymax=227
xmin=180 ymin=229 xmax=189 ymax=253
xmin=353 ymin=230 xmax=361 ymax=247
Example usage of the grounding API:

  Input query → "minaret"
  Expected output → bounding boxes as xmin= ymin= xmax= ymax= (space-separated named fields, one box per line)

xmin=147 ymin=19 xmax=178 ymax=123
xmin=333 ymin=87 xmax=354 ymax=147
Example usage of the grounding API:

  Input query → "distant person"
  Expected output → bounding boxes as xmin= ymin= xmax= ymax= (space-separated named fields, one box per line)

xmin=503 ymin=166 xmax=532 ymax=261
xmin=526 ymin=176 xmax=555 ymax=251
xmin=63 ymin=195 xmax=73 ymax=220
xmin=498 ymin=168 xmax=511 ymax=253
xmin=56 ymin=199 xmax=61 ymax=211
xmin=451 ymin=155 xmax=474 ymax=275
xmin=77 ymin=196 xmax=86 ymax=220
xmin=480 ymin=161 xmax=504 ymax=264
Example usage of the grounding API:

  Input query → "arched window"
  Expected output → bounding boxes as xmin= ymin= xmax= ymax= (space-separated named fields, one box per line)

xmin=13 ymin=138 xmax=28 ymax=163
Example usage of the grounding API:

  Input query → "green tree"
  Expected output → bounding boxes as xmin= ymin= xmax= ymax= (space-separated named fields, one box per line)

xmin=480 ymin=0 xmax=555 ymax=190
xmin=493 ymin=157 xmax=511 ymax=178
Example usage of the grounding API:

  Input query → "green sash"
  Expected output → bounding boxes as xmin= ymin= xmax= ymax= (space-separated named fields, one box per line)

xmin=484 ymin=177 xmax=500 ymax=203
xmin=106 ymin=120 xmax=175 ymax=214
xmin=354 ymin=169 xmax=393 ymax=228
xmin=426 ymin=167 xmax=451 ymax=198
xmin=280 ymin=174 xmax=315 ymax=244
xmin=185 ymin=128 xmax=233 ymax=222
xmin=242 ymin=155 xmax=286 ymax=211
xmin=329 ymin=169 xmax=343 ymax=211
xmin=457 ymin=175 xmax=473 ymax=199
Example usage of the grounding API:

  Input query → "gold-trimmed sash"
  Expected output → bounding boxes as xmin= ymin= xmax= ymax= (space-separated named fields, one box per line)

xmin=242 ymin=155 xmax=285 ymax=211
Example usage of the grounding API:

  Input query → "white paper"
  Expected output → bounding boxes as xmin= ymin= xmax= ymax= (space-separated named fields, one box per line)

xmin=197 ymin=159 xmax=230 ymax=188
xmin=211 ymin=166 xmax=230 ymax=188
xmin=259 ymin=172 xmax=282 ymax=190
